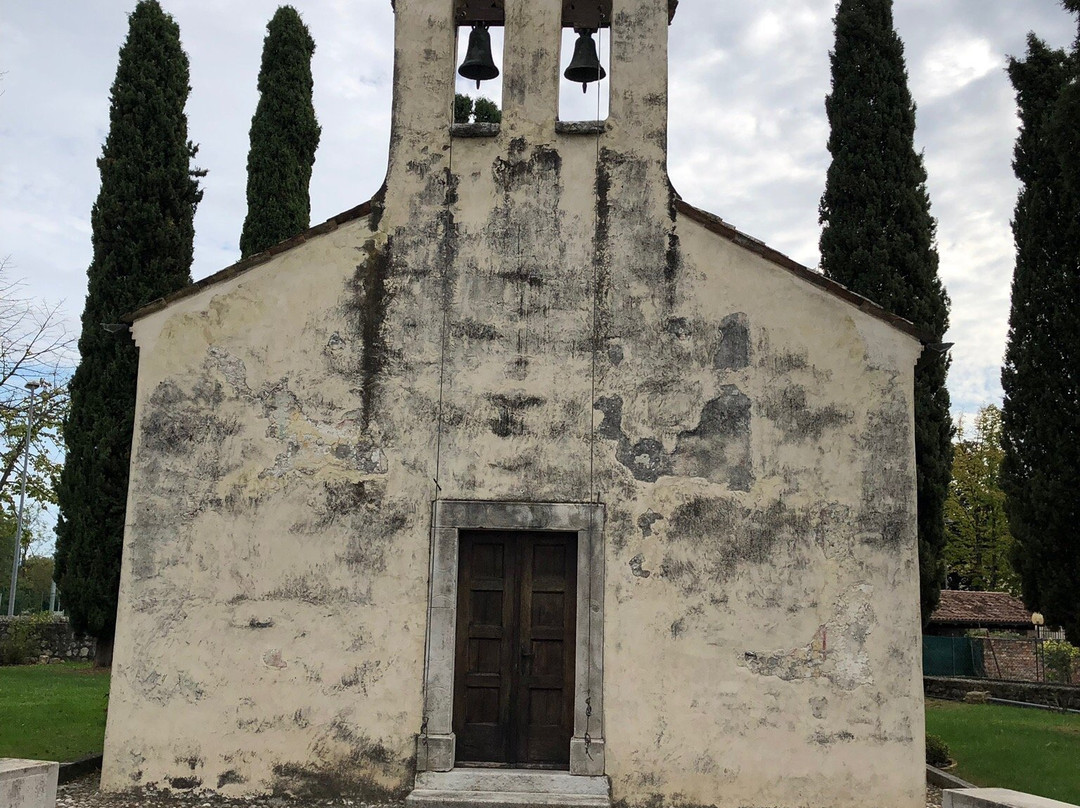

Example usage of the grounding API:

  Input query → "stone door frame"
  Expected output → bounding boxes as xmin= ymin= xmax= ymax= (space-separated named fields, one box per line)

xmin=417 ymin=499 xmax=606 ymax=776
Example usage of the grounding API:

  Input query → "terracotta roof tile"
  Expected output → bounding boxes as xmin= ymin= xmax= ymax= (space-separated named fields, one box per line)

xmin=929 ymin=590 xmax=1032 ymax=628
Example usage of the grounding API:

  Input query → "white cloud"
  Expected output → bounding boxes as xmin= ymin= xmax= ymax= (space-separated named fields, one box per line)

xmin=915 ymin=35 xmax=1001 ymax=102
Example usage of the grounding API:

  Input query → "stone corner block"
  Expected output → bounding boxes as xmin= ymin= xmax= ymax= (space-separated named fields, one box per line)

xmin=0 ymin=759 xmax=60 ymax=808
xmin=570 ymin=737 xmax=605 ymax=776
xmin=415 ymin=734 xmax=455 ymax=773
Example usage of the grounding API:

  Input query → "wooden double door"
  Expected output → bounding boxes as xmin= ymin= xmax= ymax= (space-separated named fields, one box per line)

xmin=453 ymin=530 xmax=577 ymax=767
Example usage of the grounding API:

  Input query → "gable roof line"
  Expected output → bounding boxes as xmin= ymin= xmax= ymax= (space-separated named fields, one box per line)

xmin=125 ymin=198 xmax=376 ymax=323
xmin=673 ymin=198 xmax=930 ymax=343
xmin=128 ymin=193 xmax=929 ymax=345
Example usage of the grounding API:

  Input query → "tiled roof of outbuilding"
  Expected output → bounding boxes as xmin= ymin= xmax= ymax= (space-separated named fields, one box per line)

xmin=929 ymin=590 xmax=1032 ymax=628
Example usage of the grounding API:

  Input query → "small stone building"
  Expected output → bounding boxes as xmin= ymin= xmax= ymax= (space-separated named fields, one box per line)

xmin=102 ymin=1 xmax=927 ymax=806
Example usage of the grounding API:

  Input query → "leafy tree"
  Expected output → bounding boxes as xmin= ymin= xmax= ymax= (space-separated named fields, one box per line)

xmin=453 ymin=93 xmax=500 ymax=124
xmin=54 ymin=0 xmax=203 ymax=665
xmin=818 ymin=0 xmax=952 ymax=626
xmin=239 ymin=6 xmax=321 ymax=258
xmin=1 ymin=264 xmax=70 ymax=614
xmin=454 ymin=93 xmax=473 ymax=124
xmin=473 ymin=97 xmax=501 ymax=124
xmin=943 ymin=406 xmax=1018 ymax=593
xmin=1001 ymin=13 xmax=1080 ymax=645
xmin=5 ymin=553 xmax=54 ymax=614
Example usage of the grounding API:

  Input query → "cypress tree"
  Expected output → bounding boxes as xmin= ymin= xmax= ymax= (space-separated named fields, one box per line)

xmin=239 ymin=6 xmax=321 ymax=258
xmin=818 ymin=0 xmax=952 ymax=624
xmin=54 ymin=0 xmax=202 ymax=665
xmin=1002 ymin=12 xmax=1080 ymax=644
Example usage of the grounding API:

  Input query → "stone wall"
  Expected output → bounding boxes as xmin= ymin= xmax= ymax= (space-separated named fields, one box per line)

xmin=924 ymin=676 xmax=1080 ymax=711
xmin=0 ymin=615 xmax=96 ymax=663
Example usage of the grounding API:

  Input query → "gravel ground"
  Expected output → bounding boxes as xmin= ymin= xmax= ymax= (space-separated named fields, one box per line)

xmin=55 ymin=773 xmax=404 ymax=808
xmin=56 ymin=773 xmax=947 ymax=808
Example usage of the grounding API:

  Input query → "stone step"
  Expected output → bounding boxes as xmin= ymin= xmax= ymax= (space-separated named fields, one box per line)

xmin=408 ymin=769 xmax=611 ymax=808
xmin=406 ymin=789 xmax=610 ymax=808
xmin=415 ymin=769 xmax=609 ymax=796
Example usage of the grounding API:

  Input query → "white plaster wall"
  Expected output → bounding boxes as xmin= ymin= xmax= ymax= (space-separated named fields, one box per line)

xmin=104 ymin=218 xmax=432 ymax=798
xmin=599 ymin=215 xmax=925 ymax=808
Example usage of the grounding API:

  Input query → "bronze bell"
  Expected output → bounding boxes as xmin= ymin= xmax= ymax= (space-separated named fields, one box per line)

xmin=564 ymin=28 xmax=606 ymax=92
xmin=458 ymin=24 xmax=499 ymax=89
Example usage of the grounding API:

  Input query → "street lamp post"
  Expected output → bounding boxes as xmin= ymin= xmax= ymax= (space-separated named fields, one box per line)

xmin=7 ymin=380 xmax=40 ymax=618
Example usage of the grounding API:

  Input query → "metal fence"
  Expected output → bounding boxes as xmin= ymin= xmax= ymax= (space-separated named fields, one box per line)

xmin=923 ymin=634 xmax=1078 ymax=684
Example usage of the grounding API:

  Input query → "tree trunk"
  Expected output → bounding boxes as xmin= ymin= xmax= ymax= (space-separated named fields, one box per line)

xmin=94 ymin=635 xmax=114 ymax=668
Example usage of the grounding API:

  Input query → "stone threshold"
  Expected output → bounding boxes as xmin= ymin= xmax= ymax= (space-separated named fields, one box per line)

xmin=406 ymin=768 xmax=610 ymax=808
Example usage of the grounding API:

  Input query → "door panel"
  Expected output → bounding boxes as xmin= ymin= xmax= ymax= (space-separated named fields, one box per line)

xmin=453 ymin=534 xmax=516 ymax=763
xmin=453 ymin=530 xmax=576 ymax=767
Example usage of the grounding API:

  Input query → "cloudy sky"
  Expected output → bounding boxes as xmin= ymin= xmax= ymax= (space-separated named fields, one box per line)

xmin=1 ymin=1 xmax=1077 ymax=426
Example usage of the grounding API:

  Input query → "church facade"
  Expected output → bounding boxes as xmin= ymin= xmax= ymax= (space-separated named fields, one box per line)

xmin=101 ymin=2 xmax=927 ymax=806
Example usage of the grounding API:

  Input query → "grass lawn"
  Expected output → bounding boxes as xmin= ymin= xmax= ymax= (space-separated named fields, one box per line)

xmin=0 ymin=662 xmax=110 ymax=762
xmin=926 ymin=697 xmax=1080 ymax=805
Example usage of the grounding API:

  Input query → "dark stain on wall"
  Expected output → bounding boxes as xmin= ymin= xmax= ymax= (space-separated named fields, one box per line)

xmin=664 ymin=317 xmax=691 ymax=340
xmin=595 ymin=389 xmax=753 ymax=488
xmin=638 ymin=510 xmax=664 ymax=536
xmin=488 ymin=393 xmax=546 ymax=437
xmin=662 ymin=496 xmax=815 ymax=593
xmin=593 ymin=395 xmax=672 ymax=481
xmin=629 ymin=553 xmax=652 ymax=578
xmin=664 ymin=231 xmax=681 ymax=310
xmin=216 ymin=769 xmax=246 ymax=788
xmin=672 ymin=386 xmax=753 ymax=490
xmin=271 ymin=720 xmax=411 ymax=800
xmin=166 ymin=776 xmax=201 ymax=790
xmin=594 ymin=395 xmax=625 ymax=440
xmin=612 ymin=796 xmax=720 ymax=808
xmin=347 ymin=240 xmax=391 ymax=428
xmin=616 ymin=438 xmax=673 ymax=482
xmin=141 ymin=381 xmax=239 ymax=458
xmin=450 ymin=318 xmax=500 ymax=341
xmin=594 ymin=148 xmax=620 ymax=344
xmin=857 ymin=388 xmax=913 ymax=548
xmin=763 ymin=385 xmax=850 ymax=441
xmin=339 ymin=497 xmax=411 ymax=575
xmin=714 ymin=313 xmax=749 ymax=370
xmin=488 ymin=142 xmax=564 ymax=292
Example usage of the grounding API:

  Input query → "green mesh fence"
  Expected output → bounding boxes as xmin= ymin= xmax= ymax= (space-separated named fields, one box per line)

xmin=923 ymin=635 xmax=986 ymax=677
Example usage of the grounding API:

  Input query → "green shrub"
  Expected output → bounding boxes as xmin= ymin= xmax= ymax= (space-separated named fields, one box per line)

xmin=1044 ymin=640 xmax=1080 ymax=684
xmin=0 ymin=614 xmax=53 ymax=665
xmin=926 ymin=733 xmax=951 ymax=767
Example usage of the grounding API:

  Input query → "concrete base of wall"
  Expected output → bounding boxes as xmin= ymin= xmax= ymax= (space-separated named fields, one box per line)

xmin=0 ymin=759 xmax=59 ymax=808
xmin=943 ymin=788 xmax=1078 ymax=808
xmin=927 ymin=764 xmax=974 ymax=790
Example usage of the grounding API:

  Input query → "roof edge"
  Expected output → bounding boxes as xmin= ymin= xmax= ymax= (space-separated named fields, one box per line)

xmin=125 ymin=198 xmax=377 ymax=323
xmin=673 ymin=198 xmax=932 ymax=343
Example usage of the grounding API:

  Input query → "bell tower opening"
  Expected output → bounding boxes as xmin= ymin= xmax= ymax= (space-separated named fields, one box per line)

xmin=454 ymin=2 xmax=505 ymax=127
xmin=559 ymin=26 xmax=609 ymax=123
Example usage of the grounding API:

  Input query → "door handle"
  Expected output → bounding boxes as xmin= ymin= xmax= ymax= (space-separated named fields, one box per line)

xmin=521 ymin=643 xmax=533 ymax=658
